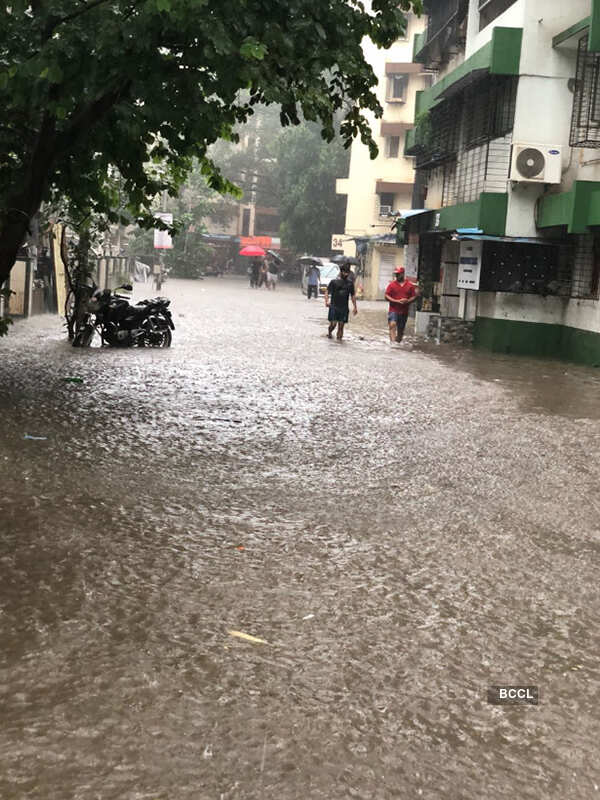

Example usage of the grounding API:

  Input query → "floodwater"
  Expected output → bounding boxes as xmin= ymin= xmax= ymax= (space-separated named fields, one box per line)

xmin=2 ymin=277 xmax=600 ymax=800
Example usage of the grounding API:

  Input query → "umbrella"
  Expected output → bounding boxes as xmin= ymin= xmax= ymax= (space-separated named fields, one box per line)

xmin=331 ymin=254 xmax=359 ymax=266
xmin=239 ymin=245 xmax=266 ymax=256
xmin=297 ymin=256 xmax=324 ymax=265
xmin=267 ymin=249 xmax=283 ymax=263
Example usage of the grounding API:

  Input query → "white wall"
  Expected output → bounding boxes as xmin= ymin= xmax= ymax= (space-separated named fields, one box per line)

xmin=478 ymin=291 xmax=600 ymax=334
xmin=466 ymin=0 xmax=525 ymax=58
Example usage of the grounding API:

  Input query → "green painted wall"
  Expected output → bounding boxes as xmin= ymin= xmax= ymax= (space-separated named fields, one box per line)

xmin=538 ymin=181 xmax=600 ymax=233
xmin=474 ymin=317 xmax=600 ymax=366
xmin=590 ymin=0 xmax=600 ymax=51
xmin=490 ymin=26 xmax=523 ymax=75
xmin=412 ymin=27 xmax=523 ymax=114
xmin=438 ymin=193 xmax=508 ymax=235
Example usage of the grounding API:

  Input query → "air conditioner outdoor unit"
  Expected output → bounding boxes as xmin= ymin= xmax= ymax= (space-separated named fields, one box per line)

xmin=379 ymin=205 xmax=392 ymax=216
xmin=510 ymin=143 xmax=562 ymax=183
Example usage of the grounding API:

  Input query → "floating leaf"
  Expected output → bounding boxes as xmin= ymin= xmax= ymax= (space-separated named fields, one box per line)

xmin=228 ymin=629 xmax=268 ymax=645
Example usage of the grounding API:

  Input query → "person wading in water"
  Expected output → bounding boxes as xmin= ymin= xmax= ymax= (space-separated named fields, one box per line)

xmin=324 ymin=262 xmax=357 ymax=341
xmin=384 ymin=266 xmax=417 ymax=343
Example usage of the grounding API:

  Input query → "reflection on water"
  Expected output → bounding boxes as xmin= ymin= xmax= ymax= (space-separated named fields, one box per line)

xmin=2 ymin=279 xmax=600 ymax=800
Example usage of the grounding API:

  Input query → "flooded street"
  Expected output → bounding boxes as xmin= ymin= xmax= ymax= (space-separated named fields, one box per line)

xmin=2 ymin=276 xmax=600 ymax=799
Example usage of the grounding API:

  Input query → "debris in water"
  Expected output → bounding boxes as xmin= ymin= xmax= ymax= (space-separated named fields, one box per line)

xmin=63 ymin=376 xmax=84 ymax=384
xmin=203 ymin=744 xmax=213 ymax=759
xmin=24 ymin=434 xmax=47 ymax=440
xmin=302 ymin=614 xmax=315 ymax=620
xmin=227 ymin=630 xmax=268 ymax=645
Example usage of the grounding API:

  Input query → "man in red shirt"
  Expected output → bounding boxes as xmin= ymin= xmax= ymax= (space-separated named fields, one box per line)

xmin=384 ymin=266 xmax=418 ymax=343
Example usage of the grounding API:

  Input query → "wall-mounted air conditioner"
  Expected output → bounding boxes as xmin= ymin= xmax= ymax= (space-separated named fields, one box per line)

xmin=510 ymin=143 xmax=562 ymax=184
xmin=379 ymin=205 xmax=392 ymax=216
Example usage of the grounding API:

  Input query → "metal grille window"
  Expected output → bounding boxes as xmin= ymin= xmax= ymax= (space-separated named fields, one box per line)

xmin=571 ymin=235 xmax=600 ymax=298
xmin=416 ymin=98 xmax=462 ymax=169
xmin=570 ymin=35 xmax=600 ymax=147
xmin=479 ymin=241 xmax=568 ymax=294
xmin=463 ymin=75 xmax=517 ymax=150
xmin=441 ymin=161 xmax=458 ymax=207
xmin=455 ymin=143 xmax=488 ymax=203
xmin=424 ymin=0 xmax=460 ymax=45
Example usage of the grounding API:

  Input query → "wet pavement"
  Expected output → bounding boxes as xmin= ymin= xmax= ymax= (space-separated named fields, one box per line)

xmin=2 ymin=276 xmax=600 ymax=800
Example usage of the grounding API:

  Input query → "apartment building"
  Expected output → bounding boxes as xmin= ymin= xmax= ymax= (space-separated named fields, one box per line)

xmin=403 ymin=0 xmax=600 ymax=364
xmin=336 ymin=13 xmax=428 ymax=300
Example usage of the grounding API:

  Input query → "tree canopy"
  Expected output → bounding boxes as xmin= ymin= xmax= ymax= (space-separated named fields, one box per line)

xmin=0 ymin=0 xmax=422 ymax=285
xmin=272 ymin=122 xmax=350 ymax=254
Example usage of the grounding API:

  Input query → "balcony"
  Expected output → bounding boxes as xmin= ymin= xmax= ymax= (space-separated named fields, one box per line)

xmin=414 ymin=0 xmax=469 ymax=69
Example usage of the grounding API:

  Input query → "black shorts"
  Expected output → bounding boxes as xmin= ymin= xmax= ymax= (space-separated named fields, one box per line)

xmin=328 ymin=306 xmax=349 ymax=324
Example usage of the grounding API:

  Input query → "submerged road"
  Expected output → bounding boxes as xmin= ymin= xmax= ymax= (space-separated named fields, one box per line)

xmin=2 ymin=277 xmax=600 ymax=799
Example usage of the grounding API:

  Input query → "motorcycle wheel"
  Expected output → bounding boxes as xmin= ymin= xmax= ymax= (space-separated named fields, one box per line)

xmin=72 ymin=323 xmax=95 ymax=347
xmin=140 ymin=323 xmax=172 ymax=348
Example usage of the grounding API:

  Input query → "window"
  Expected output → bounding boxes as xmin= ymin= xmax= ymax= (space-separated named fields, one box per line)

xmin=386 ymin=136 xmax=400 ymax=158
xmin=479 ymin=0 xmax=517 ymax=31
xmin=379 ymin=193 xmax=395 ymax=215
xmin=387 ymin=74 xmax=408 ymax=102
xmin=570 ymin=35 xmax=600 ymax=147
xmin=463 ymin=75 xmax=517 ymax=149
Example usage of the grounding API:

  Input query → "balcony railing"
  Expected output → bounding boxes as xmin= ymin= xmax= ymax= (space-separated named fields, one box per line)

xmin=415 ymin=0 xmax=468 ymax=68
xmin=424 ymin=0 xmax=460 ymax=45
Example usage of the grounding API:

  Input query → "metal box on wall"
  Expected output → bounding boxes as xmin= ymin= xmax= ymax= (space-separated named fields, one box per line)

xmin=458 ymin=240 xmax=482 ymax=290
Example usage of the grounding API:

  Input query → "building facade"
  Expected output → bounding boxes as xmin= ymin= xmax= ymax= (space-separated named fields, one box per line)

xmin=404 ymin=0 xmax=600 ymax=364
xmin=336 ymin=13 xmax=428 ymax=300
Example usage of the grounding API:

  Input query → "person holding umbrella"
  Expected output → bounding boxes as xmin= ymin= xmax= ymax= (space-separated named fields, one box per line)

xmin=239 ymin=244 xmax=266 ymax=288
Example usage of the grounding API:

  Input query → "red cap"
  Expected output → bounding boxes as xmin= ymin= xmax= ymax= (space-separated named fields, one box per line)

xmin=394 ymin=266 xmax=405 ymax=274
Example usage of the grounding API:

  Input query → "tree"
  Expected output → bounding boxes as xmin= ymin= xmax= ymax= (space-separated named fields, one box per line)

xmin=0 ymin=0 xmax=422 ymax=287
xmin=272 ymin=122 xmax=350 ymax=254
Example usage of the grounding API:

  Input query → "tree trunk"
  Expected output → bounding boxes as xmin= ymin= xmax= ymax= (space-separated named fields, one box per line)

xmin=0 ymin=117 xmax=57 ymax=286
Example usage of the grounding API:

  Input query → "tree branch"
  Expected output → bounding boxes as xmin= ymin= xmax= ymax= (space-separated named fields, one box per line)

xmin=45 ymin=0 xmax=114 ymax=38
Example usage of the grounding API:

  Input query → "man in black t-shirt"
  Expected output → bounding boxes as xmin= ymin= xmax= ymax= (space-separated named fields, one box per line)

xmin=324 ymin=262 xmax=357 ymax=340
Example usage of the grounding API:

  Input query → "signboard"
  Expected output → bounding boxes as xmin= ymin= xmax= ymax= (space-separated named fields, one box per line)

xmin=404 ymin=242 xmax=419 ymax=278
xmin=331 ymin=234 xmax=345 ymax=251
xmin=457 ymin=240 xmax=482 ymax=290
xmin=153 ymin=212 xmax=173 ymax=249
xmin=239 ymin=235 xmax=279 ymax=250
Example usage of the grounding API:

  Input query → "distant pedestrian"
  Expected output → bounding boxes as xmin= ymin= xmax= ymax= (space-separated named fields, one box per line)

xmin=324 ymin=262 xmax=357 ymax=340
xmin=249 ymin=258 xmax=260 ymax=288
xmin=385 ymin=266 xmax=417 ymax=343
xmin=258 ymin=259 xmax=269 ymax=288
xmin=306 ymin=263 xmax=320 ymax=299
xmin=267 ymin=260 xmax=279 ymax=289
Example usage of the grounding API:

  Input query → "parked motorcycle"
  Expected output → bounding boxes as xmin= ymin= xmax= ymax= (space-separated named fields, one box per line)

xmin=72 ymin=284 xmax=174 ymax=348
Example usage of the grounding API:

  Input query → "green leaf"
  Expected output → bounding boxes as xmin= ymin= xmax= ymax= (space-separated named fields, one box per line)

xmin=0 ymin=73 xmax=8 ymax=89
xmin=47 ymin=63 xmax=63 ymax=84
xmin=240 ymin=38 xmax=268 ymax=61
xmin=156 ymin=0 xmax=171 ymax=11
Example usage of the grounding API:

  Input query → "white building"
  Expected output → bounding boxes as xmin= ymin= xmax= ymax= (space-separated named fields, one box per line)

xmin=404 ymin=0 xmax=600 ymax=364
xmin=336 ymin=12 xmax=428 ymax=300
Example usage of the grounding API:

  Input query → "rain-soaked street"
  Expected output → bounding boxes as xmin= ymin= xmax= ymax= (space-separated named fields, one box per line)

xmin=2 ymin=276 xmax=600 ymax=800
